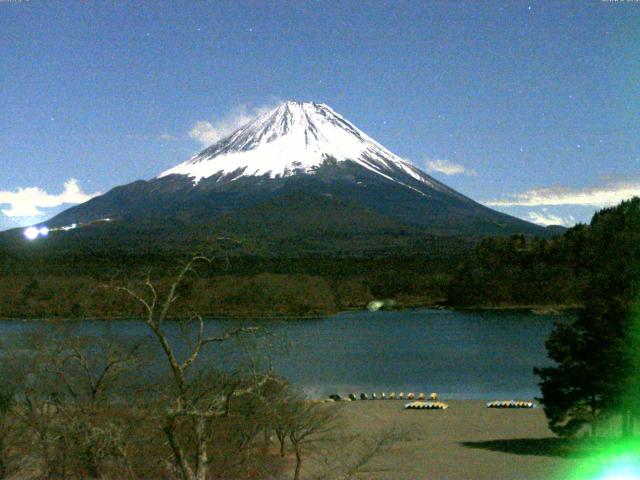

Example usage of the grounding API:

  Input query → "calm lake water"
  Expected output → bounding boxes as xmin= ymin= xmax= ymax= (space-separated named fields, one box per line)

xmin=0 ymin=309 xmax=573 ymax=400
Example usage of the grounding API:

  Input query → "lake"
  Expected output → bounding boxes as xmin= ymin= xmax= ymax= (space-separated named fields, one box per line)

xmin=0 ymin=308 xmax=572 ymax=400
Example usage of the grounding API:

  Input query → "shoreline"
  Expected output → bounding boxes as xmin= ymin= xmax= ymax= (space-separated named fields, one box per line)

xmin=451 ymin=304 xmax=582 ymax=313
xmin=0 ymin=303 xmax=581 ymax=322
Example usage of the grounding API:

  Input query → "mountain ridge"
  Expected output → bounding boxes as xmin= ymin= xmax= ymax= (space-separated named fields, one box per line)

xmin=158 ymin=101 xmax=456 ymax=197
xmin=36 ymin=101 xmax=550 ymax=247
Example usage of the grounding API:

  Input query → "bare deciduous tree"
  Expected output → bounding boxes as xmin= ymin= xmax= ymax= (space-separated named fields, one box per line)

xmin=0 ymin=254 xmax=405 ymax=480
xmin=312 ymin=427 xmax=407 ymax=480
xmin=0 ymin=375 xmax=15 ymax=479
xmin=286 ymin=400 xmax=341 ymax=480
xmin=9 ymin=332 xmax=142 ymax=479
xmin=108 ymin=255 xmax=276 ymax=480
xmin=268 ymin=394 xmax=404 ymax=480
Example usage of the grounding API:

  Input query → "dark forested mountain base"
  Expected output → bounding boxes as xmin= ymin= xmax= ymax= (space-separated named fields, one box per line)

xmin=0 ymin=234 xmax=472 ymax=318
xmin=446 ymin=230 xmax=588 ymax=308
xmin=0 ymin=219 xmax=587 ymax=319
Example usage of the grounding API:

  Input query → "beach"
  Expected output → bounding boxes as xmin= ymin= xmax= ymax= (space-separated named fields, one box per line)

xmin=307 ymin=399 xmax=581 ymax=480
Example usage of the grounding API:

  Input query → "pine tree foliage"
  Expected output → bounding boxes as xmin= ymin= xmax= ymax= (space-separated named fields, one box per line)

xmin=535 ymin=197 xmax=640 ymax=437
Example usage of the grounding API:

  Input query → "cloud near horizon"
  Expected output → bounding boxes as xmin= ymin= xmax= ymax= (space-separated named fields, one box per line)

xmin=486 ymin=181 xmax=640 ymax=207
xmin=189 ymin=102 xmax=280 ymax=147
xmin=525 ymin=210 xmax=575 ymax=227
xmin=424 ymin=158 xmax=476 ymax=176
xmin=0 ymin=179 xmax=100 ymax=218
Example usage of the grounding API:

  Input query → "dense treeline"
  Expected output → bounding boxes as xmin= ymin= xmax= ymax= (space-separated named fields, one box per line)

xmin=0 ymin=238 xmax=471 ymax=318
xmin=0 ymin=233 xmax=585 ymax=318
xmin=535 ymin=197 xmax=640 ymax=438
xmin=446 ymin=228 xmax=588 ymax=308
xmin=0 ymin=216 xmax=600 ymax=318
xmin=0 ymin=267 xmax=453 ymax=319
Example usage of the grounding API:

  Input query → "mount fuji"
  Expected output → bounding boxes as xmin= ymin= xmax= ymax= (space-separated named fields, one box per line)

xmin=159 ymin=101 xmax=459 ymax=197
xmin=44 ymin=101 xmax=546 ymax=247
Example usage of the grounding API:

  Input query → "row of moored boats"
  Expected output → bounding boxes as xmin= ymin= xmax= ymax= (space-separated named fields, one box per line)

xmin=329 ymin=392 xmax=439 ymax=402
xmin=486 ymin=400 xmax=536 ymax=409
xmin=404 ymin=401 xmax=449 ymax=410
xmin=326 ymin=393 xmax=536 ymax=410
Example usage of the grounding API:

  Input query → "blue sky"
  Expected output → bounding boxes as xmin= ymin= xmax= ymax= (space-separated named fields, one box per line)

xmin=1 ymin=0 xmax=639 ymax=231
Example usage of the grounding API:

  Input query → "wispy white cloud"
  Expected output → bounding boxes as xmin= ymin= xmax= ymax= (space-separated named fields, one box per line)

xmin=525 ymin=210 xmax=575 ymax=227
xmin=424 ymin=158 xmax=476 ymax=176
xmin=188 ymin=121 xmax=220 ymax=146
xmin=189 ymin=102 xmax=280 ymax=147
xmin=0 ymin=179 xmax=100 ymax=218
xmin=157 ymin=133 xmax=177 ymax=142
xmin=486 ymin=181 xmax=640 ymax=207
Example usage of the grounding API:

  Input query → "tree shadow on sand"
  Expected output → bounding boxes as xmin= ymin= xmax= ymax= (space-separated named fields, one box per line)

xmin=460 ymin=438 xmax=589 ymax=458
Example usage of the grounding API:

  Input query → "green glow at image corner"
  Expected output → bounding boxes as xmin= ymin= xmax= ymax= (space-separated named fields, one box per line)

xmin=563 ymin=440 xmax=640 ymax=480
xmin=560 ymin=301 xmax=640 ymax=480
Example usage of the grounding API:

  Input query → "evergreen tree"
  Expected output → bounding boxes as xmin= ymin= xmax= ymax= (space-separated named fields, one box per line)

xmin=535 ymin=197 xmax=640 ymax=438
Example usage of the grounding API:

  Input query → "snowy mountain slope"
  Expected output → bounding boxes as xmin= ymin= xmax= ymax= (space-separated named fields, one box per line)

xmin=44 ymin=101 xmax=547 ymax=239
xmin=158 ymin=101 xmax=462 ymax=200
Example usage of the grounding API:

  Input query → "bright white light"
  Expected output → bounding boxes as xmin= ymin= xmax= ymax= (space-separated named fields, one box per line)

xmin=600 ymin=469 xmax=638 ymax=480
xmin=38 ymin=227 xmax=49 ymax=236
xmin=23 ymin=227 xmax=40 ymax=240
xmin=598 ymin=457 xmax=640 ymax=480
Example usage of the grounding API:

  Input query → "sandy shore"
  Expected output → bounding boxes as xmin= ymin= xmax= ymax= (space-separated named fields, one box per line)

xmin=308 ymin=399 xmax=581 ymax=480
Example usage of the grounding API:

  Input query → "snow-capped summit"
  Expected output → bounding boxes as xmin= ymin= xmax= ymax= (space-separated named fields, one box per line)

xmin=159 ymin=101 xmax=444 ymax=195
xmin=45 ymin=101 xmax=546 ymax=239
